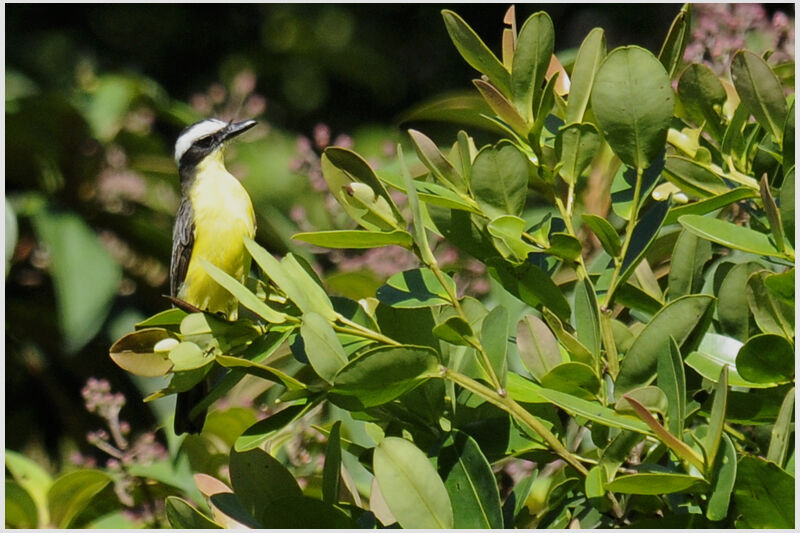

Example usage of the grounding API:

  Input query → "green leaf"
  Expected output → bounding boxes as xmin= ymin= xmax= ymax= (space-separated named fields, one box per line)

xmin=657 ymin=337 xmax=686 ymax=436
xmin=31 ymin=209 xmax=121 ymax=353
xmin=516 ymin=314 xmax=561 ymax=381
xmin=323 ymin=421 xmax=342 ymax=505
xmin=678 ymin=63 xmax=727 ymax=139
xmin=573 ymin=278 xmax=602 ymax=369
xmin=470 ymin=142 xmax=529 ymax=219
xmin=717 ymin=262 xmax=761 ymax=340
xmin=168 ymin=341 xmax=210 ymax=372
xmin=667 ymin=228 xmax=712 ymax=299
xmin=663 ymin=155 xmax=730 ymax=198
xmin=433 ymin=315 xmax=474 ymax=346
xmin=473 ymin=79 xmax=529 ymax=135
xmin=292 ymin=229 xmax=412 ymax=249
xmin=546 ymin=233 xmax=583 ymax=262
xmin=5 ymin=481 xmax=38 ymax=528
xmin=487 ymin=259 xmax=571 ymax=321
xmin=733 ymin=455 xmax=794 ymax=528
xmin=398 ymin=91 xmax=499 ymax=133
xmin=330 ymin=345 xmax=439 ymax=410
xmin=229 ymin=447 xmax=302 ymax=518
xmin=135 ymin=308 xmax=187 ymax=329
xmin=199 ymin=260 xmax=288 ymax=323
xmin=47 ymin=470 xmax=112 ymax=528
xmin=706 ymin=434 xmax=737 ymax=521
xmin=556 ymin=122 xmax=601 ymax=185
xmin=215 ymin=353 xmax=305 ymax=392
xmin=235 ymin=403 xmax=310 ymax=452
xmin=379 ymin=170 xmax=481 ymax=214
xmin=618 ymin=199 xmax=671 ymax=290
xmin=760 ymin=174 xmax=786 ymax=253
xmin=481 ymin=305 xmax=509 ymax=387
xmin=540 ymin=362 xmax=600 ymax=400
xmin=165 ymin=496 xmax=222 ymax=529
xmin=657 ymin=4 xmax=691 ymax=79
xmin=408 ymin=129 xmax=465 ymax=192
xmin=438 ymin=431 xmax=503 ymax=528
xmin=486 ymin=215 xmax=538 ymax=263
xmin=663 ymin=187 xmax=758 ymax=226
xmin=623 ymin=394 xmax=705 ymax=471
xmin=566 ymin=27 xmax=606 ymax=124
xmin=397 ymin=143 xmax=435 ymax=266
xmin=736 ymin=333 xmax=794 ymax=384
xmin=376 ymin=268 xmax=455 ymax=308
xmin=582 ymin=214 xmax=621 ymax=257
xmin=245 ymin=238 xmax=336 ymax=320
xmin=730 ymin=50 xmax=789 ymax=142
xmin=746 ymin=271 xmax=794 ymax=338
xmin=767 ymin=386 xmax=794 ymax=467
xmin=764 ymin=268 xmax=794 ymax=306
xmin=685 ymin=332 xmax=779 ymax=388
xmin=257 ymin=496 xmax=354 ymax=529
xmin=5 ymin=450 xmax=51 ymax=527
xmin=678 ymin=214 xmax=784 ymax=258
xmin=323 ymin=146 xmax=402 ymax=220
xmin=510 ymin=11 xmax=554 ymax=122
xmin=5 ymin=198 xmax=18 ymax=278
xmin=615 ymin=295 xmax=714 ymax=394
xmin=541 ymin=307 xmax=593 ymax=364
xmin=705 ymin=365 xmax=728 ymax=469
xmin=441 ymin=10 xmax=510 ymax=96
xmin=374 ymin=436 xmax=454 ymax=529
xmin=300 ymin=311 xmax=348 ymax=384
xmin=615 ymin=386 xmax=669 ymax=419
xmin=535 ymin=387 xmax=653 ymax=434
xmin=591 ymin=46 xmax=674 ymax=169
xmin=109 ymin=328 xmax=174 ymax=377
xmin=780 ymin=164 xmax=794 ymax=248
xmin=605 ymin=473 xmax=706 ymax=495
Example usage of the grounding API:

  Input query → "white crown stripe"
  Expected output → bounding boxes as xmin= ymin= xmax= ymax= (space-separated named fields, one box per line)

xmin=174 ymin=118 xmax=228 ymax=164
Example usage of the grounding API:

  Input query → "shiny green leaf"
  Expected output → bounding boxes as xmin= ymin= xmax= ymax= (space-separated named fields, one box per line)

xmin=292 ymin=229 xmax=412 ymax=249
xmin=438 ymin=431 xmax=503 ymax=528
xmin=229 ymin=447 xmax=302 ymax=518
xmin=165 ymin=496 xmax=222 ymax=529
xmin=47 ymin=470 xmax=112 ymax=528
xmin=746 ymin=271 xmax=794 ymax=338
xmin=566 ymin=28 xmax=606 ymax=123
xmin=541 ymin=362 xmax=600 ymax=400
xmin=516 ymin=314 xmax=561 ymax=381
xmin=663 ymin=187 xmax=758 ymax=226
xmin=109 ymin=328 xmax=174 ymax=377
xmin=667 ymin=228 xmax=712 ymax=299
xmin=473 ymin=78 xmax=529 ymax=135
xmin=605 ymin=473 xmax=706 ymax=495
xmin=591 ymin=46 xmax=674 ymax=169
xmin=470 ymin=142 xmax=528 ymax=219
xmin=408 ymin=129 xmax=465 ymax=192
xmin=767 ymin=387 xmax=794 ymax=467
xmin=300 ymin=311 xmax=348 ymax=384
xmin=258 ymin=496 xmax=355 ymax=529
xmin=582 ymin=214 xmax=621 ymax=257
xmin=685 ymin=333 xmax=777 ymax=388
xmin=733 ymin=455 xmax=794 ymax=528
xmin=731 ymin=50 xmax=788 ymax=142
xmin=736 ymin=333 xmax=794 ymax=384
xmin=486 ymin=258 xmax=571 ymax=321
xmin=511 ymin=11 xmax=554 ymax=122
xmin=616 ymin=295 xmax=714 ymax=394
xmin=678 ymin=63 xmax=726 ymax=139
xmin=618 ymin=199 xmax=671 ymax=290
xmin=5 ymin=450 xmax=52 ymax=527
xmin=678 ymin=214 xmax=784 ymax=258
xmin=374 ymin=437 xmax=454 ymax=529
xmin=323 ymin=421 xmax=342 ymax=505
xmin=442 ymin=10 xmax=510 ymax=96
xmin=5 ymin=481 xmax=38 ymax=528
xmin=615 ymin=386 xmax=669 ymax=419
xmin=376 ymin=268 xmax=455 ymax=308
xmin=573 ymin=278 xmax=602 ymax=368
xmin=717 ymin=262 xmax=761 ymax=340
xmin=541 ymin=307 xmax=593 ymax=365
xmin=657 ymin=337 xmax=686 ymax=436
xmin=487 ymin=215 xmax=538 ymax=263
xmin=481 ymin=305 xmax=509 ymax=387
xmin=199 ymin=260 xmax=287 ymax=323
xmin=706 ymin=433 xmax=737 ymax=521
xmin=330 ymin=345 xmax=439 ymax=410
xmin=706 ymin=365 xmax=728 ymax=468
xmin=535 ymin=387 xmax=652 ymax=434
xmin=764 ymin=268 xmax=794 ymax=306
xmin=658 ymin=4 xmax=691 ymax=79
xmin=663 ymin=155 xmax=729 ymax=197
xmin=235 ymin=403 xmax=310 ymax=452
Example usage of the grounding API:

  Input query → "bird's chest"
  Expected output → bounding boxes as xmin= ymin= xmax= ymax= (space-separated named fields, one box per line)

xmin=187 ymin=171 xmax=256 ymax=275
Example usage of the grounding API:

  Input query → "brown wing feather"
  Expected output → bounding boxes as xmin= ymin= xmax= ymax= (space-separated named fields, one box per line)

xmin=170 ymin=197 xmax=195 ymax=297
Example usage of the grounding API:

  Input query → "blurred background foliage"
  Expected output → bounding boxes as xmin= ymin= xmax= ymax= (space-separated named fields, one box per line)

xmin=4 ymin=2 xmax=794 ymax=484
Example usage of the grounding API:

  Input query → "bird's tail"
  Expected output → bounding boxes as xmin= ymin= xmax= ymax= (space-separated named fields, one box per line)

xmin=174 ymin=379 xmax=208 ymax=435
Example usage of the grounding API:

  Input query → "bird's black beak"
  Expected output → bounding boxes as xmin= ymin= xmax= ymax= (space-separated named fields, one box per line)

xmin=220 ymin=119 xmax=257 ymax=142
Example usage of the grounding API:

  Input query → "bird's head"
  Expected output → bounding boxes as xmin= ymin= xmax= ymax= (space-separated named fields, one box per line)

xmin=174 ymin=118 xmax=257 ymax=170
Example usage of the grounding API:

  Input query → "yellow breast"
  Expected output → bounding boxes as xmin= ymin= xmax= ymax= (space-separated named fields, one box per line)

xmin=178 ymin=152 xmax=256 ymax=320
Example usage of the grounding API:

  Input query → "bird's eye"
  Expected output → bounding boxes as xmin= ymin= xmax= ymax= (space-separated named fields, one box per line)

xmin=195 ymin=136 xmax=214 ymax=148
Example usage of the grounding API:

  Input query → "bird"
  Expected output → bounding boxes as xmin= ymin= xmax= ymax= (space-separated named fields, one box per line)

xmin=170 ymin=118 xmax=257 ymax=435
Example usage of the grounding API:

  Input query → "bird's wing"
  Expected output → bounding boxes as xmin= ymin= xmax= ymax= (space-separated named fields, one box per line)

xmin=170 ymin=197 xmax=195 ymax=297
